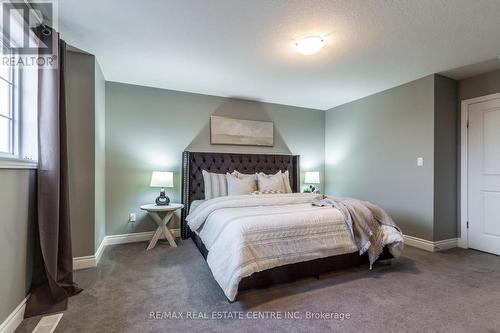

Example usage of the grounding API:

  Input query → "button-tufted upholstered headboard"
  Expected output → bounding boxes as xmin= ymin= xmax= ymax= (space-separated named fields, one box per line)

xmin=181 ymin=151 xmax=300 ymax=239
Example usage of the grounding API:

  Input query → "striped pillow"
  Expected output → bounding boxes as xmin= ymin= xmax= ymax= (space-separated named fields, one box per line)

xmin=202 ymin=170 xmax=227 ymax=200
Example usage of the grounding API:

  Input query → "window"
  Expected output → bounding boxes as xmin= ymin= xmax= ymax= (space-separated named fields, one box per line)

xmin=0 ymin=59 xmax=38 ymax=168
xmin=0 ymin=8 xmax=38 ymax=169
xmin=0 ymin=61 xmax=14 ymax=155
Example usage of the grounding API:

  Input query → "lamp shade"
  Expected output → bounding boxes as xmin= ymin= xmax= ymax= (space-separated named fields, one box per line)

xmin=304 ymin=171 xmax=320 ymax=184
xmin=150 ymin=171 xmax=174 ymax=188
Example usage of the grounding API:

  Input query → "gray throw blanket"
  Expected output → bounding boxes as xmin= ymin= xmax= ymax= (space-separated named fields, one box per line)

xmin=312 ymin=195 xmax=401 ymax=268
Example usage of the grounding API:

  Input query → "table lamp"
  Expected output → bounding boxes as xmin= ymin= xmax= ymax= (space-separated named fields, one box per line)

xmin=150 ymin=171 xmax=174 ymax=205
xmin=304 ymin=171 xmax=320 ymax=193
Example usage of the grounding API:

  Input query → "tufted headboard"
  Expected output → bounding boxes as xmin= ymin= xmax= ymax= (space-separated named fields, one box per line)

xmin=181 ymin=151 xmax=300 ymax=239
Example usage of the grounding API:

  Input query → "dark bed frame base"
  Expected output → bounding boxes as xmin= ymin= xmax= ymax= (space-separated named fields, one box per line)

xmin=191 ymin=232 xmax=393 ymax=298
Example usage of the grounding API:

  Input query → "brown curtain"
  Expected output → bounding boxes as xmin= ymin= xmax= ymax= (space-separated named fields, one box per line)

xmin=25 ymin=28 xmax=81 ymax=318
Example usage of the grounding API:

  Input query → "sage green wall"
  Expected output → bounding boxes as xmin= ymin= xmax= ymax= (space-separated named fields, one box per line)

xmin=325 ymin=76 xmax=437 ymax=240
xmin=66 ymin=51 xmax=106 ymax=256
xmin=0 ymin=170 xmax=35 ymax=324
xmin=94 ymin=60 xmax=106 ymax=252
xmin=325 ymin=75 xmax=458 ymax=242
xmin=458 ymin=68 xmax=500 ymax=101
xmin=105 ymin=82 xmax=325 ymax=235
xmin=433 ymin=75 xmax=458 ymax=241
xmin=66 ymin=51 xmax=96 ymax=257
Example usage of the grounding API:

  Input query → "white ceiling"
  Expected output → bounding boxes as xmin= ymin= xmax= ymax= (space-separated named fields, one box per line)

xmin=440 ymin=57 xmax=500 ymax=81
xmin=58 ymin=0 xmax=500 ymax=110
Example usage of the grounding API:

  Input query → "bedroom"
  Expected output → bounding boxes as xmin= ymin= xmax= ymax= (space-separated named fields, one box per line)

xmin=1 ymin=0 xmax=500 ymax=332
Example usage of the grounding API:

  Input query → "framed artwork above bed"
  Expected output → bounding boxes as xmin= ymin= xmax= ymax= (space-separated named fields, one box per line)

xmin=210 ymin=116 xmax=274 ymax=146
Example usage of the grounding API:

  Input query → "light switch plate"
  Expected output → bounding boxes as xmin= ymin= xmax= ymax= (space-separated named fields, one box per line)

xmin=417 ymin=157 xmax=424 ymax=167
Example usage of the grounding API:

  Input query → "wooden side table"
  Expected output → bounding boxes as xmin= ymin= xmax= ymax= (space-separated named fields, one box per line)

xmin=140 ymin=203 xmax=184 ymax=250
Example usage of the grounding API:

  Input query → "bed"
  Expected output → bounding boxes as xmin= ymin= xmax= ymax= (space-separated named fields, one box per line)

xmin=181 ymin=151 xmax=402 ymax=301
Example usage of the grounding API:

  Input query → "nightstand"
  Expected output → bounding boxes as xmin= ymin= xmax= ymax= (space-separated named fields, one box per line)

xmin=140 ymin=203 xmax=184 ymax=250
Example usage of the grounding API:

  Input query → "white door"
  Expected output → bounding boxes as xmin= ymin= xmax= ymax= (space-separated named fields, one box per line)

xmin=468 ymin=96 xmax=500 ymax=255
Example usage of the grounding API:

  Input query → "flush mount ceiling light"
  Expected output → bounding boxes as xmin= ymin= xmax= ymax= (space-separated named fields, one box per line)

xmin=293 ymin=35 xmax=325 ymax=55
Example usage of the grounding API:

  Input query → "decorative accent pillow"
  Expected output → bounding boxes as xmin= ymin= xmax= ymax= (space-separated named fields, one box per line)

xmin=231 ymin=170 xmax=257 ymax=180
xmin=225 ymin=173 xmax=257 ymax=195
xmin=202 ymin=170 xmax=227 ymax=200
xmin=256 ymin=170 xmax=285 ymax=192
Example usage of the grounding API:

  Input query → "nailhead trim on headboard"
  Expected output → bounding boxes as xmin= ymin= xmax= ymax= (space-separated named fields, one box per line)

xmin=181 ymin=151 xmax=300 ymax=239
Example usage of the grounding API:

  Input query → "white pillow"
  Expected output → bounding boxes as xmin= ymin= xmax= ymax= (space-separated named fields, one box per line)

xmin=257 ymin=171 xmax=285 ymax=192
xmin=225 ymin=173 xmax=257 ymax=195
xmin=202 ymin=170 xmax=227 ymax=200
xmin=281 ymin=170 xmax=293 ymax=193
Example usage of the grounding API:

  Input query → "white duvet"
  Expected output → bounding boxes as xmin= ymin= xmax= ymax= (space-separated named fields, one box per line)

xmin=186 ymin=193 xmax=403 ymax=301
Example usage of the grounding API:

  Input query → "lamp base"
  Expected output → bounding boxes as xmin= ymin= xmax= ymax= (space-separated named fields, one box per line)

xmin=303 ymin=185 xmax=320 ymax=194
xmin=155 ymin=195 xmax=170 ymax=206
xmin=155 ymin=188 xmax=170 ymax=206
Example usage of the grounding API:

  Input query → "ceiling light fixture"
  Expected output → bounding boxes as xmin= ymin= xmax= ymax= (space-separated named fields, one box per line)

xmin=294 ymin=35 xmax=325 ymax=55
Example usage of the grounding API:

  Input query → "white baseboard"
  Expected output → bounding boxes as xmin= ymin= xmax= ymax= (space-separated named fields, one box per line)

xmin=73 ymin=229 xmax=180 ymax=270
xmin=404 ymin=235 xmax=458 ymax=252
xmin=104 ymin=229 xmax=180 ymax=246
xmin=433 ymin=238 xmax=459 ymax=251
xmin=457 ymin=237 xmax=468 ymax=249
xmin=0 ymin=295 xmax=29 ymax=333
xmin=104 ymin=231 xmax=157 ymax=245
xmin=95 ymin=236 xmax=106 ymax=265
xmin=73 ymin=255 xmax=97 ymax=270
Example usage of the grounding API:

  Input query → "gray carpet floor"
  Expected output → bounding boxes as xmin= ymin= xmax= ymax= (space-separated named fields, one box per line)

xmin=16 ymin=240 xmax=500 ymax=333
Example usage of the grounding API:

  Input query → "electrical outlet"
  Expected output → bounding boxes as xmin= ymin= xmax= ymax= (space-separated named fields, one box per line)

xmin=129 ymin=213 xmax=136 ymax=222
xmin=417 ymin=157 xmax=424 ymax=167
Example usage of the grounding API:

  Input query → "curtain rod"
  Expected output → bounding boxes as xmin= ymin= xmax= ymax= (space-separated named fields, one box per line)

xmin=23 ymin=0 xmax=51 ymax=34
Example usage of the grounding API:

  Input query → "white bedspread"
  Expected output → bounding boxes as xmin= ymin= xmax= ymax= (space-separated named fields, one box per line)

xmin=186 ymin=193 xmax=403 ymax=301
